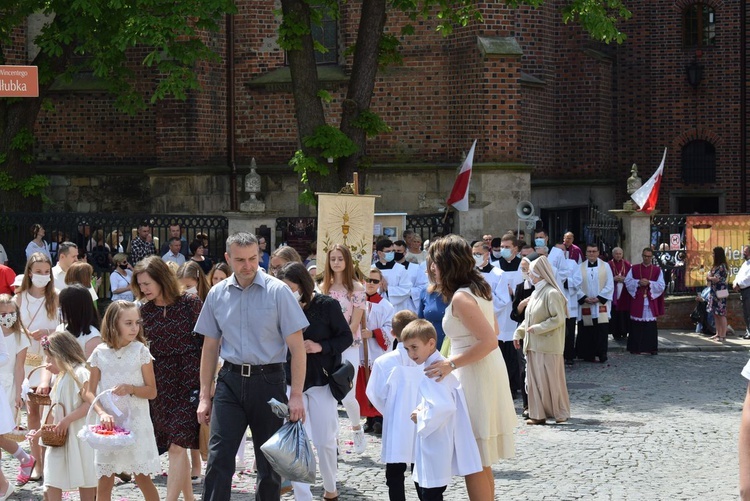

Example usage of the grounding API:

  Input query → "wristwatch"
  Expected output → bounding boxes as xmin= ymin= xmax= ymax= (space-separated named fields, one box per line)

xmin=448 ymin=360 xmax=457 ymax=370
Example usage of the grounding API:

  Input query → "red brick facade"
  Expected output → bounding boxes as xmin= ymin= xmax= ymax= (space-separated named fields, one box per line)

xmin=3 ymin=1 xmax=747 ymax=214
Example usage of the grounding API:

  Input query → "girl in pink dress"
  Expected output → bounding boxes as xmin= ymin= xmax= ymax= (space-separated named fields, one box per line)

xmin=320 ymin=244 xmax=367 ymax=453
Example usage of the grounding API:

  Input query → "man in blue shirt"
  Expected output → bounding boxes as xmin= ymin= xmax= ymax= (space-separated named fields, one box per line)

xmin=195 ymin=232 xmax=308 ymax=500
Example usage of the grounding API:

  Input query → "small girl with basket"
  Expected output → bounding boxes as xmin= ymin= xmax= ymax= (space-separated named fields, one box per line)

xmin=0 ymin=294 xmax=36 ymax=491
xmin=85 ymin=300 xmax=160 ymax=501
xmin=37 ymin=331 xmax=97 ymax=501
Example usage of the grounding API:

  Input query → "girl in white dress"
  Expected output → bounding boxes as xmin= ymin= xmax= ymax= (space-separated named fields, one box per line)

xmin=56 ymin=284 xmax=102 ymax=359
xmin=16 ymin=252 xmax=59 ymax=480
xmin=85 ymin=300 xmax=160 ymax=501
xmin=38 ymin=331 xmax=96 ymax=501
xmin=0 ymin=295 xmax=35 ymax=490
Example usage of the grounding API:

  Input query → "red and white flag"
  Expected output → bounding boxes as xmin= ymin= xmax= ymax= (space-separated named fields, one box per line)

xmin=446 ymin=140 xmax=477 ymax=212
xmin=631 ymin=148 xmax=667 ymax=214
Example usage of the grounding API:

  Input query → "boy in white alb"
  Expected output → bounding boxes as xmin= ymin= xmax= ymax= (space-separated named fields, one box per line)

xmin=365 ymin=310 xmax=422 ymax=501
xmin=403 ymin=320 xmax=482 ymax=501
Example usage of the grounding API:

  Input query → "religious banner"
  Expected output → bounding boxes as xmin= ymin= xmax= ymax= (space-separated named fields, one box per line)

xmin=317 ymin=193 xmax=378 ymax=275
xmin=684 ymin=215 xmax=750 ymax=287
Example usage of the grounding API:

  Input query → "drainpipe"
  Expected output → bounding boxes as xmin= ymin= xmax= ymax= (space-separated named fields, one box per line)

xmin=227 ymin=13 xmax=238 ymax=211
xmin=741 ymin=1 xmax=747 ymax=212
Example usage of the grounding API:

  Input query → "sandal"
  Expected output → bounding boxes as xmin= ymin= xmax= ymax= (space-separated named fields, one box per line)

xmin=15 ymin=455 xmax=36 ymax=487
xmin=526 ymin=418 xmax=546 ymax=425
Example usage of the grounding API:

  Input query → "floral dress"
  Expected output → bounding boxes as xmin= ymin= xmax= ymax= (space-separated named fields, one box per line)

xmin=708 ymin=263 xmax=728 ymax=316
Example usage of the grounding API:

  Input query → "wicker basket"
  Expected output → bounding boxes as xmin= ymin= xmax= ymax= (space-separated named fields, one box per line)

xmin=77 ymin=389 xmax=136 ymax=451
xmin=39 ymin=403 xmax=66 ymax=448
xmin=1 ymin=411 xmax=28 ymax=443
xmin=25 ymin=352 xmax=43 ymax=367
xmin=26 ymin=366 xmax=52 ymax=406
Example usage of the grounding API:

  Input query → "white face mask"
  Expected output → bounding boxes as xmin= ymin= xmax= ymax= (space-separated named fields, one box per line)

xmin=185 ymin=286 xmax=198 ymax=295
xmin=0 ymin=313 xmax=17 ymax=329
xmin=31 ymin=273 xmax=51 ymax=288
xmin=473 ymin=254 xmax=485 ymax=267
xmin=292 ymin=290 xmax=302 ymax=302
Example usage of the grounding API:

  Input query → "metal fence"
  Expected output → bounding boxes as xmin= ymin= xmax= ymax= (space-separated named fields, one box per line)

xmin=275 ymin=212 xmax=455 ymax=260
xmin=585 ymin=205 xmax=622 ymax=257
xmin=0 ymin=212 xmax=229 ymax=274
xmin=650 ymin=214 xmax=693 ymax=295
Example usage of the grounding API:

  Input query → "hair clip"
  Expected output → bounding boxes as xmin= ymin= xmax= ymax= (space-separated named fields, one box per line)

xmin=40 ymin=336 xmax=50 ymax=350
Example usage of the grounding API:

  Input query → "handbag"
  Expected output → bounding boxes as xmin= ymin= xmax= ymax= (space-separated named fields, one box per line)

xmin=325 ymin=360 xmax=354 ymax=402
xmin=716 ymin=288 xmax=729 ymax=299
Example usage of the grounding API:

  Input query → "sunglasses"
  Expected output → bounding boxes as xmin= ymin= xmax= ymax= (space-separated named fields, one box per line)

xmin=365 ymin=278 xmax=381 ymax=284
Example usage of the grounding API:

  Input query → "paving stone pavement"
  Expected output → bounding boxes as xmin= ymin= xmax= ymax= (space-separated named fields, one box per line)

xmin=4 ymin=342 xmax=749 ymax=500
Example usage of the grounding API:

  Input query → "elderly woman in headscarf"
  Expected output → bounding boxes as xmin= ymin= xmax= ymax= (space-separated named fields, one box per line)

xmin=513 ymin=255 xmax=570 ymax=425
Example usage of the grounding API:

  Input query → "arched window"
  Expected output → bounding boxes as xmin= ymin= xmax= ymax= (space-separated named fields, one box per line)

xmin=681 ymin=140 xmax=716 ymax=183
xmin=683 ymin=3 xmax=716 ymax=48
xmin=312 ymin=12 xmax=338 ymax=64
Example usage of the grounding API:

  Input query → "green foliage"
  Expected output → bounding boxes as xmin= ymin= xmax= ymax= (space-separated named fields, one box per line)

xmin=378 ymin=34 xmax=403 ymax=67
xmin=1 ymin=0 xmax=236 ymax=114
xmin=352 ymin=110 xmax=392 ymax=138
xmin=303 ymin=126 xmax=359 ymax=160
xmin=289 ymin=150 xmax=327 ymax=206
xmin=317 ymin=89 xmax=333 ymax=103
xmin=0 ymin=171 xmax=50 ymax=198
xmin=9 ymin=129 xmax=36 ymax=164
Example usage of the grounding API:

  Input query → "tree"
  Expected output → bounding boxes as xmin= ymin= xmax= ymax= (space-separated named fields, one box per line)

xmin=0 ymin=0 xmax=234 ymax=210
xmin=278 ymin=0 xmax=631 ymax=204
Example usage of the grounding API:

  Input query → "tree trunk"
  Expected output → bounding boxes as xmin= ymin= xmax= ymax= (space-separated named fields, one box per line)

xmin=281 ymin=0 xmax=340 ymax=198
xmin=338 ymin=0 xmax=387 ymax=193
xmin=0 ymin=97 xmax=45 ymax=211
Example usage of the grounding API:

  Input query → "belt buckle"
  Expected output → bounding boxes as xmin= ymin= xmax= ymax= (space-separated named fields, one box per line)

xmin=241 ymin=364 xmax=252 ymax=377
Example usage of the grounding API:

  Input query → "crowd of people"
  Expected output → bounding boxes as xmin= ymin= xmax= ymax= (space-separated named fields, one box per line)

xmin=0 ymin=219 xmax=748 ymax=501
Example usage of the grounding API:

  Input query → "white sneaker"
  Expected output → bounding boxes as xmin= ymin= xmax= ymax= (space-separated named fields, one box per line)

xmin=352 ymin=428 xmax=366 ymax=454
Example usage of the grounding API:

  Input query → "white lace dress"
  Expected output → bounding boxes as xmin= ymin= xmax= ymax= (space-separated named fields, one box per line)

xmin=87 ymin=341 xmax=161 ymax=477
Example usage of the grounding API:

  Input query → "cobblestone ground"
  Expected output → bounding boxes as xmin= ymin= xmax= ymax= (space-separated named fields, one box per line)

xmin=5 ymin=350 xmax=747 ymax=500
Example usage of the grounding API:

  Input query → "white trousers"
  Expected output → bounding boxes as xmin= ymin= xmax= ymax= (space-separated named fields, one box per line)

xmin=288 ymin=384 xmax=339 ymax=500
xmin=340 ymin=346 xmax=361 ymax=428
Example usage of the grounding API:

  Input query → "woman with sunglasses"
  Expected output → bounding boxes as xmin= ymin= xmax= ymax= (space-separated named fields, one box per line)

xmin=320 ymin=244 xmax=367 ymax=453
xmin=357 ymin=268 xmax=394 ymax=434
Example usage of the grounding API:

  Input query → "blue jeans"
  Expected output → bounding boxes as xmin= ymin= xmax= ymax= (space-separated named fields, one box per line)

xmin=202 ymin=365 xmax=287 ymax=501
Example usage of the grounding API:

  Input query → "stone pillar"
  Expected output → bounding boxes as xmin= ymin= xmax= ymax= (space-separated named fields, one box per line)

xmin=454 ymin=206 xmax=485 ymax=241
xmin=225 ymin=212 xmax=279 ymax=247
xmin=610 ymin=209 xmax=652 ymax=264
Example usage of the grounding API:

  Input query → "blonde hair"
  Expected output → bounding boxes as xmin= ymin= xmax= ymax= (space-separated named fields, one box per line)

xmin=19 ymin=252 xmax=57 ymax=319
xmin=100 ymin=301 xmax=148 ymax=350
xmin=107 ymin=230 xmax=122 ymax=250
xmin=43 ymin=331 xmax=87 ymax=389
xmin=176 ymin=261 xmax=210 ymax=302
xmin=271 ymin=246 xmax=302 ymax=265
xmin=400 ymin=318 xmax=437 ymax=344
xmin=0 ymin=294 xmax=32 ymax=344
xmin=321 ymin=244 xmax=357 ymax=295
xmin=391 ymin=310 xmax=418 ymax=341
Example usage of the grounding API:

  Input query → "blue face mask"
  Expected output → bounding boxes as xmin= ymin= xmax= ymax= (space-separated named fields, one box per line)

xmin=500 ymin=248 xmax=512 ymax=259
xmin=384 ymin=251 xmax=395 ymax=262
xmin=534 ymin=238 xmax=546 ymax=248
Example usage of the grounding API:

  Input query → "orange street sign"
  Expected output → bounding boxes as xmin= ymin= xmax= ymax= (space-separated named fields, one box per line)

xmin=0 ymin=65 xmax=39 ymax=97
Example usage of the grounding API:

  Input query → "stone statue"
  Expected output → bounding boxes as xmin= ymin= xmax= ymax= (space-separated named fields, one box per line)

xmin=240 ymin=157 xmax=266 ymax=212
xmin=626 ymin=163 xmax=642 ymax=195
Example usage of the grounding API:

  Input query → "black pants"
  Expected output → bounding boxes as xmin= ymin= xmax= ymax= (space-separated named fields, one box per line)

xmin=498 ymin=340 xmax=521 ymax=394
xmin=564 ymin=318 xmax=576 ymax=361
xmin=202 ymin=365 xmax=287 ymax=501
xmin=414 ymin=482 xmax=446 ymax=501
xmin=386 ymin=463 xmax=408 ymax=501
xmin=610 ymin=309 xmax=630 ymax=339
xmin=741 ymin=287 xmax=750 ymax=336
xmin=576 ymin=320 xmax=609 ymax=362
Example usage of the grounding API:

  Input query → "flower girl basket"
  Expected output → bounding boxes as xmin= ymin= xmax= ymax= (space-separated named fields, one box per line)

xmin=78 ymin=389 xmax=136 ymax=451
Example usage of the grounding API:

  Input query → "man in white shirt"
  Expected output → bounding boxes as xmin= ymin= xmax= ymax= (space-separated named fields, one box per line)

xmin=733 ymin=245 xmax=750 ymax=339
xmin=162 ymin=237 xmax=187 ymax=266
xmin=374 ymin=238 xmax=414 ymax=312
xmin=51 ymin=242 xmax=78 ymax=291
xmin=576 ymin=244 xmax=614 ymax=363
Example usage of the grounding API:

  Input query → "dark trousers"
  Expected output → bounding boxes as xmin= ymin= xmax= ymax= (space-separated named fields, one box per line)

xmin=414 ymin=482 xmax=446 ymax=501
xmin=576 ymin=320 xmax=609 ymax=362
xmin=610 ymin=309 xmax=630 ymax=339
xmin=564 ymin=318 xmax=576 ymax=361
xmin=517 ymin=339 xmax=528 ymax=409
xmin=202 ymin=365 xmax=287 ymax=501
xmin=741 ymin=287 xmax=750 ymax=336
xmin=386 ymin=463 xmax=408 ymax=501
xmin=498 ymin=340 xmax=521 ymax=394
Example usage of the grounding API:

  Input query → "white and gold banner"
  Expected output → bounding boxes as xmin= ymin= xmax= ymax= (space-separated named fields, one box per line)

xmin=317 ymin=193 xmax=378 ymax=275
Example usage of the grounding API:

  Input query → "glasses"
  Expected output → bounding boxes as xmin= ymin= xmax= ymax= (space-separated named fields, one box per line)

xmin=365 ymin=278 xmax=381 ymax=284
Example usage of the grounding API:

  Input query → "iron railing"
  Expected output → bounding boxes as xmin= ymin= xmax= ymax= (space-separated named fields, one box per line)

xmin=650 ymin=214 xmax=693 ymax=295
xmin=0 ymin=212 xmax=229 ymax=274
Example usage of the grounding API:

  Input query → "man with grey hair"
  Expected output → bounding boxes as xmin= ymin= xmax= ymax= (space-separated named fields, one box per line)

xmin=195 ymin=232 xmax=308 ymax=500
xmin=51 ymin=241 xmax=78 ymax=290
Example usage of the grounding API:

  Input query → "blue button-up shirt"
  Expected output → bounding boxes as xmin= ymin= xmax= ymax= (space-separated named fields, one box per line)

xmin=194 ymin=270 xmax=309 ymax=365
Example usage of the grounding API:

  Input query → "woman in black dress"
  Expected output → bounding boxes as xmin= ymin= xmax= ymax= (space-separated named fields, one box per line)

xmin=132 ymin=256 xmax=202 ymax=501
